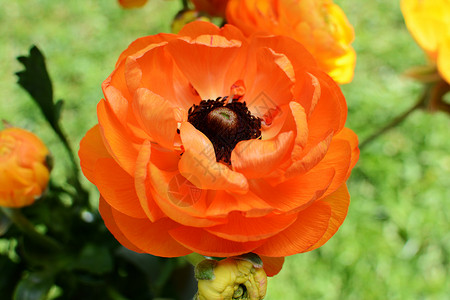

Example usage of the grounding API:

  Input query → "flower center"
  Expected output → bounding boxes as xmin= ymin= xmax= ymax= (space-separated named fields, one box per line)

xmin=188 ymin=97 xmax=261 ymax=164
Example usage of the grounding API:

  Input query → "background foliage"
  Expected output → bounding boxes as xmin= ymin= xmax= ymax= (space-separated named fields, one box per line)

xmin=1 ymin=0 xmax=449 ymax=299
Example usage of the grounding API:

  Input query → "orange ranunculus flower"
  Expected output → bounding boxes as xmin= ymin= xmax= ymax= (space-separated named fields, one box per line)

xmin=118 ymin=0 xmax=148 ymax=8
xmin=0 ymin=128 xmax=51 ymax=207
xmin=226 ymin=0 xmax=356 ymax=84
xmin=79 ymin=21 xmax=359 ymax=275
xmin=191 ymin=0 xmax=229 ymax=17
xmin=401 ymin=0 xmax=450 ymax=84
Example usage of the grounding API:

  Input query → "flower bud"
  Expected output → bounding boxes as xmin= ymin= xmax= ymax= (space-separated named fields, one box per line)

xmin=118 ymin=0 xmax=147 ymax=9
xmin=195 ymin=254 xmax=267 ymax=300
xmin=0 ymin=127 xmax=51 ymax=207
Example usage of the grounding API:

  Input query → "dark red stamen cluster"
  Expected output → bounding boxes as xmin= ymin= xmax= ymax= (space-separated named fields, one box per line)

xmin=187 ymin=97 xmax=261 ymax=164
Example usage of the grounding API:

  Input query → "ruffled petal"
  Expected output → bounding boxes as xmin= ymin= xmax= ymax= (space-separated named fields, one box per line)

xmin=260 ymin=256 xmax=285 ymax=277
xmin=307 ymin=184 xmax=349 ymax=251
xmin=167 ymin=34 xmax=244 ymax=100
xmin=178 ymin=122 xmax=248 ymax=193
xmin=205 ymin=211 xmax=298 ymax=242
xmin=132 ymin=88 xmax=178 ymax=149
xmin=231 ymin=131 xmax=294 ymax=178
xmin=206 ymin=191 xmax=273 ymax=218
xmin=110 ymin=205 xmax=192 ymax=257
xmin=169 ymin=227 xmax=264 ymax=257
xmin=253 ymin=201 xmax=331 ymax=257
xmin=79 ymin=125 xmax=111 ymax=183
xmin=97 ymin=99 xmax=141 ymax=175
xmin=134 ymin=140 xmax=166 ymax=222
xmin=249 ymin=167 xmax=335 ymax=212
xmin=244 ymin=47 xmax=294 ymax=120
xmin=94 ymin=158 xmax=147 ymax=218
xmin=99 ymin=197 xmax=143 ymax=253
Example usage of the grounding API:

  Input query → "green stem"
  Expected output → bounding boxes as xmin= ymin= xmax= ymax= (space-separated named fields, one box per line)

xmin=185 ymin=253 xmax=206 ymax=266
xmin=359 ymin=91 xmax=428 ymax=150
xmin=182 ymin=0 xmax=189 ymax=10
xmin=52 ymin=123 xmax=89 ymax=206
xmin=1 ymin=207 xmax=63 ymax=251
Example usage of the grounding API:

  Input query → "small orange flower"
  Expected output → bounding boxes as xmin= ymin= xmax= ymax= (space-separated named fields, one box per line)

xmin=118 ymin=0 xmax=148 ymax=9
xmin=79 ymin=21 xmax=359 ymax=276
xmin=226 ymin=0 xmax=356 ymax=84
xmin=0 ymin=127 xmax=51 ymax=207
xmin=401 ymin=0 xmax=450 ymax=84
xmin=192 ymin=0 xmax=229 ymax=17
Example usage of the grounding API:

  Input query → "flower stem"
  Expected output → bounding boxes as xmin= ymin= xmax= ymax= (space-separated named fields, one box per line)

xmin=185 ymin=253 xmax=206 ymax=266
xmin=1 ymin=207 xmax=62 ymax=251
xmin=52 ymin=122 xmax=90 ymax=207
xmin=359 ymin=91 xmax=428 ymax=150
xmin=181 ymin=0 xmax=189 ymax=10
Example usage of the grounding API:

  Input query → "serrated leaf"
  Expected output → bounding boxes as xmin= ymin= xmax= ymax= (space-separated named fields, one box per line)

xmin=15 ymin=46 xmax=59 ymax=126
xmin=13 ymin=271 xmax=54 ymax=300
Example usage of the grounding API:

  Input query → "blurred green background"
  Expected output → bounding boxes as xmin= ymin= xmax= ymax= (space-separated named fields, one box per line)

xmin=1 ymin=0 xmax=449 ymax=299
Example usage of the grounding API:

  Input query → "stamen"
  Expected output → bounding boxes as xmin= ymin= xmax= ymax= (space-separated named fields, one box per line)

xmin=188 ymin=97 xmax=261 ymax=164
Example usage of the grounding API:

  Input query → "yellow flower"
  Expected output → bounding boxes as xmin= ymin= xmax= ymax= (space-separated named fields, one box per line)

xmin=226 ymin=0 xmax=356 ymax=84
xmin=0 ymin=127 xmax=51 ymax=207
xmin=195 ymin=254 xmax=267 ymax=300
xmin=401 ymin=0 xmax=450 ymax=83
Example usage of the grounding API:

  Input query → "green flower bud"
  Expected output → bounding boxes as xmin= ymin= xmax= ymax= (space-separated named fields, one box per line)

xmin=194 ymin=254 xmax=267 ymax=300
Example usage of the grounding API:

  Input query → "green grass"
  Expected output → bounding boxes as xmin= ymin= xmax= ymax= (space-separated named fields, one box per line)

xmin=1 ymin=0 xmax=449 ymax=299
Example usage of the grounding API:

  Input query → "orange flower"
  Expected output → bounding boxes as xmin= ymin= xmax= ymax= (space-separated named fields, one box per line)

xmin=192 ymin=0 xmax=229 ymax=17
xmin=118 ymin=0 xmax=148 ymax=8
xmin=0 ymin=127 xmax=51 ymax=207
xmin=79 ymin=21 xmax=359 ymax=276
xmin=401 ymin=0 xmax=450 ymax=84
xmin=226 ymin=0 xmax=356 ymax=84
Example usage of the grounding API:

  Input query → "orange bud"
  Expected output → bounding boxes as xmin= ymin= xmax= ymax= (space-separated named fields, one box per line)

xmin=118 ymin=0 xmax=148 ymax=9
xmin=0 ymin=127 xmax=51 ymax=207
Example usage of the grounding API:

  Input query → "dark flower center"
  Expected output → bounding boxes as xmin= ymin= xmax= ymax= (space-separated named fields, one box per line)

xmin=187 ymin=97 xmax=261 ymax=164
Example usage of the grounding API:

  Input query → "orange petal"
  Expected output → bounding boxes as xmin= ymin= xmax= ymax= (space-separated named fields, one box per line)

xmin=79 ymin=125 xmax=111 ymax=183
xmin=206 ymin=191 xmax=273 ymax=218
xmin=99 ymin=197 xmax=143 ymax=253
xmin=303 ymin=71 xmax=347 ymax=145
xmin=169 ymin=227 xmax=264 ymax=257
xmin=290 ymin=101 xmax=308 ymax=150
xmin=94 ymin=158 xmax=147 ymax=218
xmin=132 ymin=88 xmax=178 ymax=149
xmin=178 ymin=20 xmax=221 ymax=38
xmin=285 ymin=132 xmax=333 ymax=178
xmin=307 ymin=184 xmax=349 ymax=251
xmin=116 ymin=33 xmax=176 ymax=67
xmin=97 ymin=99 xmax=141 ymax=175
xmin=334 ymin=127 xmax=359 ymax=176
xmin=244 ymin=47 xmax=294 ymax=119
xmin=249 ymin=167 xmax=335 ymax=212
xmin=253 ymin=201 xmax=331 ymax=257
xmin=205 ymin=211 xmax=298 ymax=242
xmin=311 ymin=138 xmax=352 ymax=197
xmin=231 ymin=131 xmax=294 ymax=178
xmin=134 ymin=140 xmax=165 ymax=222
xmin=146 ymin=154 xmax=227 ymax=227
xmin=110 ymin=205 xmax=192 ymax=257
xmin=260 ymin=256 xmax=285 ymax=277
xmin=178 ymin=122 xmax=248 ymax=193
xmin=167 ymin=35 xmax=244 ymax=100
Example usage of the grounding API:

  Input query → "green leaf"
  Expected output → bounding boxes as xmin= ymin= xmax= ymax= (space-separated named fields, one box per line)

xmin=73 ymin=244 xmax=113 ymax=275
xmin=15 ymin=45 xmax=59 ymax=127
xmin=13 ymin=271 xmax=54 ymax=300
